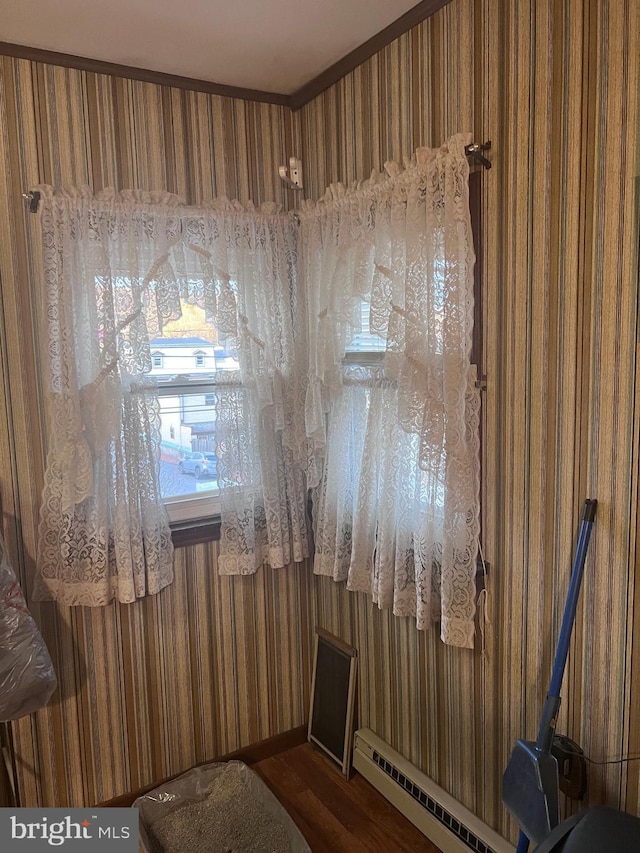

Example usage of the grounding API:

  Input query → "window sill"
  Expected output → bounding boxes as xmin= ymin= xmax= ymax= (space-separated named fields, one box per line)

xmin=170 ymin=515 xmax=221 ymax=547
xmin=165 ymin=490 xmax=221 ymax=546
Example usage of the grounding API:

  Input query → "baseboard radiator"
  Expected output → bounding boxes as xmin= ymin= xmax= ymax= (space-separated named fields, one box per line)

xmin=353 ymin=728 xmax=514 ymax=853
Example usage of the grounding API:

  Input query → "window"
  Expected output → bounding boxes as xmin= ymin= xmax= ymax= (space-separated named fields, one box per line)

xmin=307 ymin=152 xmax=482 ymax=646
xmin=34 ymin=188 xmax=308 ymax=595
xmin=338 ymin=172 xmax=483 ymax=535
xmin=150 ymin=306 xmax=239 ymax=525
xmin=345 ymin=301 xmax=386 ymax=356
xmin=33 ymin=139 xmax=476 ymax=628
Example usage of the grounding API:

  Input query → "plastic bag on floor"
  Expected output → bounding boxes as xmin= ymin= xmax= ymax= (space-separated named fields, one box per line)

xmin=0 ymin=533 xmax=56 ymax=720
xmin=134 ymin=760 xmax=311 ymax=853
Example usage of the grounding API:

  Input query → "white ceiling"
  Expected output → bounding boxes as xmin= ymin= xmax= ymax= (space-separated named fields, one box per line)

xmin=1 ymin=0 xmax=420 ymax=95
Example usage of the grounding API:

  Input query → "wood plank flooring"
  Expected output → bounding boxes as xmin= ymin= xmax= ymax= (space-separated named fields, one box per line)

xmin=254 ymin=742 xmax=443 ymax=852
xmin=100 ymin=732 xmax=443 ymax=851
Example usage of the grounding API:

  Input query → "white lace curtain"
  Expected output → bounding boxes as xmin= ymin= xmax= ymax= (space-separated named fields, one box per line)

xmin=31 ymin=132 xmax=479 ymax=646
xmin=298 ymin=133 xmax=480 ymax=648
xmin=32 ymin=188 xmax=309 ymax=605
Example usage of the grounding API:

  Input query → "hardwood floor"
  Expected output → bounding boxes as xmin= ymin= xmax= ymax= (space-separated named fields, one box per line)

xmin=100 ymin=731 xmax=443 ymax=851
xmin=254 ymin=743 xmax=443 ymax=852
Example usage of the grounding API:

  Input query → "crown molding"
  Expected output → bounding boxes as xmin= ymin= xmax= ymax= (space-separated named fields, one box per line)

xmin=0 ymin=1 xmax=453 ymax=110
xmin=289 ymin=0 xmax=451 ymax=110
xmin=0 ymin=41 xmax=290 ymax=106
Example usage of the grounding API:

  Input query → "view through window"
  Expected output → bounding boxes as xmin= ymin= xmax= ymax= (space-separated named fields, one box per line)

xmin=345 ymin=301 xmax=386 ymax=354
xmin=149 ymin=301 xmax=238 ymax=521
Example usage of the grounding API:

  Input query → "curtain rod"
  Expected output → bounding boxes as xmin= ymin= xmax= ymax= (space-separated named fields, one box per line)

xmin=23 ymin=141 xmax=491 ymax=214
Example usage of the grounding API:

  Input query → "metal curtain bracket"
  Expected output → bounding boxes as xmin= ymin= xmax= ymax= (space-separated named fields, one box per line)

xmin=465 ymin=141 xmax=492 ymax=170
xmin=22 ymin=190 xmax=41 ymax=213
xmin=279 ymin=157 xmax=303 ymax=190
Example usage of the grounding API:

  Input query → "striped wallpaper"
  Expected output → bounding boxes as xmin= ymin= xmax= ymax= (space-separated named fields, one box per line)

xmin=302 ymin=0 xmax=640 ymax=841
xmin=0 ymin=60 xmax=311 ymax=807
xmin=0 ymin=0 xmax=639 ymax=845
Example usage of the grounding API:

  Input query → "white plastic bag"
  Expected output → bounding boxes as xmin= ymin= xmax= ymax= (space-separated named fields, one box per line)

xmin=0 ymin=533 xmax=57 ymax=720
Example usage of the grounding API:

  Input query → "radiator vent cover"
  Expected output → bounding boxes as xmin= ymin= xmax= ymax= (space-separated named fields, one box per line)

xmin=372 ymin=749 xmax=496 ymax=853
xmin=353 ymin=728 xmax=513 ymax=853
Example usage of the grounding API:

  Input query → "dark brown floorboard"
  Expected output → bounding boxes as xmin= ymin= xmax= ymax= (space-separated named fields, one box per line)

xmin=254 ymin=743 xmax=443 ymax=852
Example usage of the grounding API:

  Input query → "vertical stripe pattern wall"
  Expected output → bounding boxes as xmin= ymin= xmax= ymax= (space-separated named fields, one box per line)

xmin=0 ymin=56 xmax=312 ymax=807
xmin=301 ymin=0 xmax=640 ymax=841
xmin=1 ymin=0 xmax=640 ymax=842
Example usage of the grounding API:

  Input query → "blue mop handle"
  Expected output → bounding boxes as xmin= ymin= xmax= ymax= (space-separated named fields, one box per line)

xmin=548 ymin=499 xmax=598 ymax=699
xmin=516 ymin=499 xmax=597 ymax=853
xmin=535 ymin=498 xmax=597 ymax=753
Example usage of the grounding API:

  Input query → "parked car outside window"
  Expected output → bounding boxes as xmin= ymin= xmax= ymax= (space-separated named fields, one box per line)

xmin=178 ymin=451 xmax=217 ymax=479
